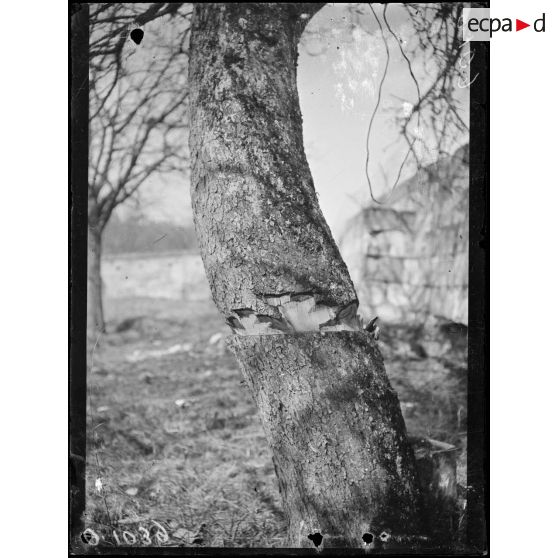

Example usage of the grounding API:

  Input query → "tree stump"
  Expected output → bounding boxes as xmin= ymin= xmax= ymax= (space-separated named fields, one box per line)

xmin=411 ymin=436 xmax=460 ymax=545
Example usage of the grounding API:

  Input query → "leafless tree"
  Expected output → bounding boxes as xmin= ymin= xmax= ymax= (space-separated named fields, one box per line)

xmin=87 ymin=3 xmax=191 ymax=335
xmin=395 ymin=4 xmax=467 ymax=158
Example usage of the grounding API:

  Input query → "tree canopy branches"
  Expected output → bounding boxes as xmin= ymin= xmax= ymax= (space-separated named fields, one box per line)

xmin=301 ymin=3 xmax=468 ymax=204
xmin=366 ymin=2 xmax=468 ymax=202
xmin=88 ymin=3 xmax=192 ymax=230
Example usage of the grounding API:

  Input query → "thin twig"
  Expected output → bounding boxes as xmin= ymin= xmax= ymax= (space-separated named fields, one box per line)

xmin=364 ymin=4 xmax=390 ymax=204
xmin=365 ymin=4 xmax=416 ymax=205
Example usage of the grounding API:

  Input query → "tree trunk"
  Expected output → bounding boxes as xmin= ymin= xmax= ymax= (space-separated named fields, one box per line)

xmin=87 ymin=225 xmax=105 ymax=337
xmin=229 ymin=332 xmax=422 ymax=547
xmin=188 ymin=3 xmax=422 ymax=547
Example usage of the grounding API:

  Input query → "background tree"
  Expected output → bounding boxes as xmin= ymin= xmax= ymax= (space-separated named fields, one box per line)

xmin=371 ymin=1 xmax=468 ymax=193
xmin=87 ymin=3 xmax=191 ymax=336
xmin=397 ymin=2 xmax=468 ymax=157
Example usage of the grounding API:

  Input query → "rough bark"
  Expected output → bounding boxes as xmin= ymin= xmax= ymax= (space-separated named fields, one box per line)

xmin=188 ymin=3 xmax=357 ymax=322
xmin=229 ymin=332 xmax=422 ymax=547
xmin=188 ymin=2 xmax=423 ymax=547
xmin=87 ymin=225 xmax=105 ymax=336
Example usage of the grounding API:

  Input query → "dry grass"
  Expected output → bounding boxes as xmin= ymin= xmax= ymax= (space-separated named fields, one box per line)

xmin=84 ymin=297 xmax=467 ymax=548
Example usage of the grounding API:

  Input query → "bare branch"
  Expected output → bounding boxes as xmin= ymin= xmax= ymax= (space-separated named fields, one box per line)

xmin=89 ymin=3 xmax=191 ymax=230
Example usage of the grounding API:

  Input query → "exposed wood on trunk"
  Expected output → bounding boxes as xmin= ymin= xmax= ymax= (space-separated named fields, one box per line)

xmin=188 ymin=3 xmax=424 ymax=547
xmin=189 ymin=3 xmax=356 ymax=321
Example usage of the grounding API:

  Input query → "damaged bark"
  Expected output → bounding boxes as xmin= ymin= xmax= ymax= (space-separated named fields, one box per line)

xmin=188 ymin=2 xmax=423 ymax=547
xmin=189 ymin=3 xmax=358 ymax=326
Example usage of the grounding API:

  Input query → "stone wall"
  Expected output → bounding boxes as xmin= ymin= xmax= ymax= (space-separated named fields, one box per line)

xmin=101 ymin=250 xmax=211 ymax=301
xmin=340 ymin=145 xmax=469 ymax=325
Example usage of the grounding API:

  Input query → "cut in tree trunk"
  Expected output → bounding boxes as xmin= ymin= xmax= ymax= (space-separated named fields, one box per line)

xmin=188 ymin=3 xmax=357 ymax=320
xmin=87 ymin=225 xmax=105 ymax=337
xmin=188 ymin=2 xmax=423 ymax=547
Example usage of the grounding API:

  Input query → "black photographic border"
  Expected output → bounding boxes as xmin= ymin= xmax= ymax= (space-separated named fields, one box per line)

xmin=69 ymin=2 xmax=489 ymax=554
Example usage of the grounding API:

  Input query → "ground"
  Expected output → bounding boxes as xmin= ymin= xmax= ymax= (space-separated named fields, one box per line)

xmin=84 ymin=297 xmax=467 ymax=548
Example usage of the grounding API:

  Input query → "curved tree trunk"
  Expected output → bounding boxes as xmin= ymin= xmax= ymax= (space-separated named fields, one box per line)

xmin=188 ymin=3 xmax=422 ymax=547
xmin=188 ymin=2 xmax=356 ymax=320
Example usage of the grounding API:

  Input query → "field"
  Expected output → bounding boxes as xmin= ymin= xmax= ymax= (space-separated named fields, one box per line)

xmin=84 ymin=297 xmax=467 ymax=548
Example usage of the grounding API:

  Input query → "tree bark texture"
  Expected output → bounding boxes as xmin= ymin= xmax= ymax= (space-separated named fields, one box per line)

xmin=188 ymin=2 xmax=423 ymax=547
xmin=87 ymin=226 xmax=105 ymax=336
xmin=229 ymin=332 xmax=422 ymax=547
xmin=189 ymin=3 xmax=357 ymax=320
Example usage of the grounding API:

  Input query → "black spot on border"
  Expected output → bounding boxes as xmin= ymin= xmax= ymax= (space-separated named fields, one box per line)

xmin=130 ymin=28 xmax=144 ymax=45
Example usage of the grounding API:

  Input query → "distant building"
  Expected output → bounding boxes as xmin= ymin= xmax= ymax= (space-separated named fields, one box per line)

xmin=102 ymin=250 xmax=211 ymax=301
xmin=339 ymin=144 xmax=469 ymax=325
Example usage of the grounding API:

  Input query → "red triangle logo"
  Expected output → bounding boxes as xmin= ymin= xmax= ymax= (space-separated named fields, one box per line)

xmin=516 ymin=19 xmax=530 ymax=31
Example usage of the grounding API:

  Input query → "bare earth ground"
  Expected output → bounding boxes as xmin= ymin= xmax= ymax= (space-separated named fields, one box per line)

xmin=84 ymin=297 xmax=467 ymax=548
